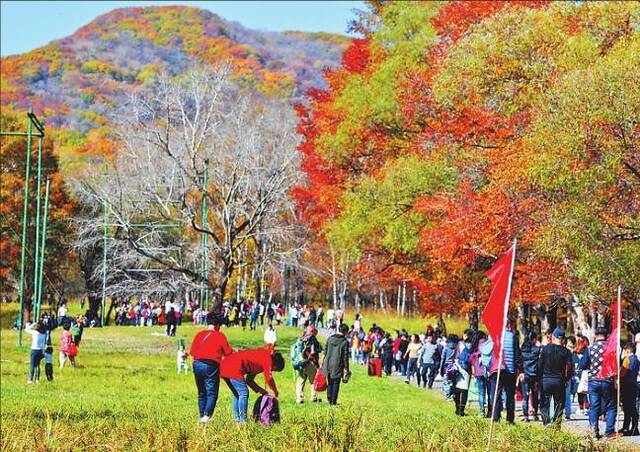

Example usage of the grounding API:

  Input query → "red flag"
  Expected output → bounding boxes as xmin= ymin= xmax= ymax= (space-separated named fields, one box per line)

xmin=598 ymin=294 xmax=621 ymax=379
xmin=481 ymin=242 xmax=516 ymax=359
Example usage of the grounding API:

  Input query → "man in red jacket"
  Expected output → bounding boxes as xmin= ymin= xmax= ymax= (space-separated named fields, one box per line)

xmin=189 ymin=312 xmax=232 ymax=423
xmin=220 ymin=347 xmax=285 ymax=423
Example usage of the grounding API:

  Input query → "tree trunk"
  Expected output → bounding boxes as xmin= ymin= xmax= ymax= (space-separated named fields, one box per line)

xmin=438 ymin=313 xmax=447 ymax=336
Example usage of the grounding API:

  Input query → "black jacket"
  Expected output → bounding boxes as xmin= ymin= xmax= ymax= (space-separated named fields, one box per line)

xmin=538 ymin=344 xmax=573 ymax=382
xmin=521 ymin=344 xmax=541 ymax=378
xmin=323 ymin=334 xmax=349 ymax=379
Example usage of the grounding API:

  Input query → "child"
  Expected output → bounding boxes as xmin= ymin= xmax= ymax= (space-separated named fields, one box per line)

xmin=177 ymin=345 xmax=189 ymax=375
xmin=44 ymin=345 xmax=54 ymax=381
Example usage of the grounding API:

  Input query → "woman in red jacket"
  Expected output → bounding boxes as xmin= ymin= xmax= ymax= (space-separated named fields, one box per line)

xmin=189 ymin=312 xmax=232 ymax=423
xmin=220 ymin=347 xmax=285 ymax=423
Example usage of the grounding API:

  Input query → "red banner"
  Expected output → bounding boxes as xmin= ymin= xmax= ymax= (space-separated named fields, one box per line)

xmin=481 ymin=242 xmax=516 ymax=359
xmin=599 ymin=294 xmax=621 ymax=379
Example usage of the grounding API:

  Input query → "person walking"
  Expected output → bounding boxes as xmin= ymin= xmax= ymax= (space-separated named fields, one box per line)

xmin=220 ymin=348 xmax=285 ymax=424
xmin=419 ymin=334 xmax=439 ymax=389
xmin=404 ymin=334 xmax=422 ymax=385
xmin=323 ymin=323 xmax=350 ymax=405
xmin=166 ymin=306 xmax=177 ymax=336
xmin=579 ymin=327 xmax=620 ymax=439
xmin=440 ymin=334 xmax=459 ymax=400
xmin=620 ymin=342 xmax=639 ymax=436
xmin=380 ymin=333 xmax=394 ymax=376
xmin=26 ymin=321 xmax=46 ymax=383
xmin=470 ymin=331 xmax=490 ymax=416
xmin=488 ymin=322 xmax=522 ymax=424
xmin=59 ymin=322 xmax=78 ymax=369
xmin=189 ymin=312 xmax=232 ymax=422
xmin=294 ymin=326 xmax=323 ymax=403
xmin=538 ymin=327 xmax=573 ymax=427
xmin=520 ymin=332 xmax=541 ymax=422
xmin=453 ymin=337 xmax=472 ymax=416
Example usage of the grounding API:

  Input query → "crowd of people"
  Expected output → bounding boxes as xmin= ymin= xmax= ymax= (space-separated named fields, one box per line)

xmin=327 ymin=317 xmax=640 ymax=440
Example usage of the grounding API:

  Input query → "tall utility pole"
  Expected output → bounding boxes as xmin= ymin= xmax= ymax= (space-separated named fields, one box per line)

xmin=17 ymin=111 xmax=33 ymax=347
xmin=34 ymin=178 xmax=51 ymax=320
xmin=32 ymin=134 xmax=44 ymax=319
xmin=101 ymin=196 xmax=108 ymax=326
xmin=201 ymin=159 xmax=209 ymax=310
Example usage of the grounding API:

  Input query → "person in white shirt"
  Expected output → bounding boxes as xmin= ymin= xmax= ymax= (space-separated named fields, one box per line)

xmin=57 ymin=303 xmax=67 ymax=321
xmin=264 ymin=323 xmax=277 ymax=346
xmin=26 ymin=321 xmax=46 ymax=384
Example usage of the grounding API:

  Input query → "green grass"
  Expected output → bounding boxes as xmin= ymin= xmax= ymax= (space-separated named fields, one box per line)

xmin=0 ymin=304 xmax=616 ymax=452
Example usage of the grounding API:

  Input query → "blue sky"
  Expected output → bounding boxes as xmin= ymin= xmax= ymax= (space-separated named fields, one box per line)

xmin=1 ymin=1 xmax=365 ymax=56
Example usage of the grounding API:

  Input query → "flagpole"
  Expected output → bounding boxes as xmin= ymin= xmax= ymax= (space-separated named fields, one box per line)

xmin=616 ymin=285 xmax=622 ymax=433
xmin=487 ymin=239 xmax=517 ymax=450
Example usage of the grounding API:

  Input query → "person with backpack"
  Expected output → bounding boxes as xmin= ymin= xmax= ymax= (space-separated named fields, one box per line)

xmin=440 ymin=334 xmax=459 ymax=400
xmin=189 ymin=312 xmax=232 ymax=423
xmin=520 ymin=332 xmax=541 ymax=422
xmin=292 ymin=326 xmax=323 ymax=404
xmin=579 ymin=327 xmax=619 ymax=439
xmin=453 ymin=337 xmax=472 ymax=416
xmin=323 ymin=323 xmax=350 ymax=405
xmin=220 ymin=348 xmax=285 ymax=424
xmin=470 ymin=331 xmax=490 ymax=416
xmin=538 ymin=327 xmax=573 ymax=426
xmin=59 ymin=322 xmax=78 ymax=369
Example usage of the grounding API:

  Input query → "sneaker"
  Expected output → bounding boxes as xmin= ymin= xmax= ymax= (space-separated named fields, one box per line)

xmin=27 ymin=380 xmax=33 ymax=384
xmin=199 ymin=416 xmax=210 ymax=423
xmin=404 ymin=380 xmax=410 ymax=384
xmin=605 ymin=432 xmax=623 ymax=440
xmin=565 ymin=415 xmax=571 ymax=420
xmin=296 ymin=400 xmax=304 ymax=404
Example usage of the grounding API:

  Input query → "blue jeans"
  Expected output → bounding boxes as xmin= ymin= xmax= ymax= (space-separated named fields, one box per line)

xmin=192 ymin=359 xmax=220 ymax=418
xmin=225 ymin=378 xmax=249 ymax=422
xmin=476 ymin=376 xmax=489 ymax=415
xmin=588 ymin=380 xmax=617 ymax=436
xmin=565 ymin=377 xmax=577 ymax=417
xmin=29 ymin=349 xmax=43 ymax=381
xmin=521 ymin=375 xmax=539 ymax=418
xmin=406 ymin=358 xmax=418 ymax=382
xmin=489 ymin=372 xmax=516 ymax=422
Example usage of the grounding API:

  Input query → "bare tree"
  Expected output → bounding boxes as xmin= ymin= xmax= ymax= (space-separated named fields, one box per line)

xmin=72 ymin=66 xmax=301 ymax=307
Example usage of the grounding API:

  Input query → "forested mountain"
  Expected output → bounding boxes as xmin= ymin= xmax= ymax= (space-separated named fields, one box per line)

xmin=1 ymin=5 xmax=349 ymax=131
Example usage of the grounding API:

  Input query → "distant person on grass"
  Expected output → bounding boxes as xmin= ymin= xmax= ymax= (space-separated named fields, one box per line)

xmin=189 ymin=312 xmax=232 ymax=423
xmin=293 ymin=325 xmax=323 ymax=404
xmin=322 ymin=323 xmax=350 ymax=406
xmin=220 ymin=348 xmax=285 ymax=424
xmin=166 ymin=306 xmax=177 ymax=336
xmin=26 ymin=321 xmax=46 ymax=384
xmin=59 ymin=323 xmax=78 ymax=369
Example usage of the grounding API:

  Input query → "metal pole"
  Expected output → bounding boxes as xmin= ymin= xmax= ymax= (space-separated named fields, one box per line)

xmin=101 ymin=197 xmax=108 ymax=326
xmin=201 ymin=160 xmax=209 ymax=310
xmin=17 ymin=109 xmax=33 ymax=347
xmin=32 ymin=135 xmax=44 ymax=320
xmin=35 ymin=179 xmax=50 ymax=320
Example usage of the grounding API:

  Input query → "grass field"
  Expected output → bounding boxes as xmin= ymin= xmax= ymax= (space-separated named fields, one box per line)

xmin=0 ymin=304 xmax=619 ymax=452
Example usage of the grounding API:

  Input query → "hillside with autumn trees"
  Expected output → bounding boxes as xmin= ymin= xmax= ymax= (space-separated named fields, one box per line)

xmin=294 ymin=1 xmax=640 ymax=335
xmin=1 ymin=5 xmax=349 ymax=131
